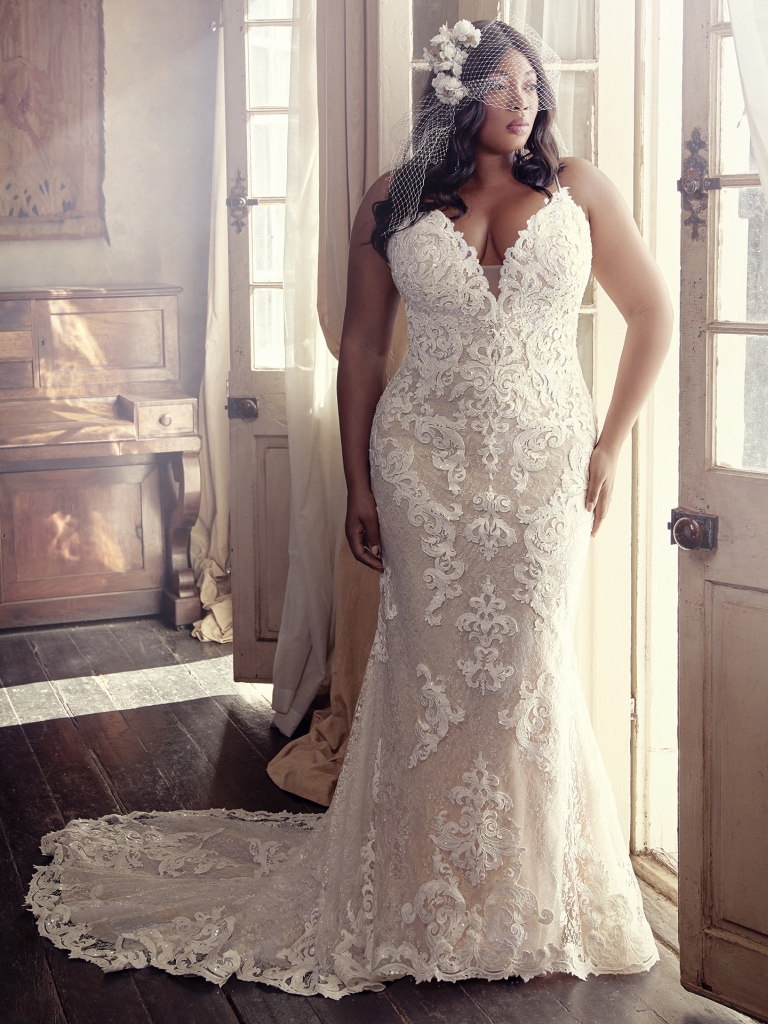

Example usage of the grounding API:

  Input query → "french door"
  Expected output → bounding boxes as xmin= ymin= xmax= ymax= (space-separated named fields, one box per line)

xmin=677 ymin=0 xmax=768 ymax=1018
xmin=224 ymin=0 xmax=292 ymax=682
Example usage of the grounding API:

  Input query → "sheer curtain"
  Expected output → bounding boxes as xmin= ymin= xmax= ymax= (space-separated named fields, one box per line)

xmin=505 ymin=0 xmax=595 ymax=160
xmin=270 ymin=0 xmax=347 ymax=736
xmin=189 ymin=25 xmax=233 ymax=644
xmin=729 ymin=0 xmax=768 ymax=200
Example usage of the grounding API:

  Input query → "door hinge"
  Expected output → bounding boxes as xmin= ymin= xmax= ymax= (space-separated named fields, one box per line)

xmin=227 ymin=397 xmax=259 ymax=420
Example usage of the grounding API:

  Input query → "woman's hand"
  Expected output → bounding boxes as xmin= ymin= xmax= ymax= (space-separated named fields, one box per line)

xmin=346 ymin=486 xmax=384 ymax=571
xmin=586 ymin=443 xmax=618 ymax=536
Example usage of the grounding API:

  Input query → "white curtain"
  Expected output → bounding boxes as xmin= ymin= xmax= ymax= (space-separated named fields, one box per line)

xmin=271 ymin=0 xmax=347 ymax=736
xmin=729 ymin=0 xmax=768 ymax=201
xmin=189 ymin=25 xmax=233 ymax=644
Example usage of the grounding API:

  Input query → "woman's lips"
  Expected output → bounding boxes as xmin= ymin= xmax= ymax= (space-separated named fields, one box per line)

xmin=506 ymin=121 xmax=530 ymax=135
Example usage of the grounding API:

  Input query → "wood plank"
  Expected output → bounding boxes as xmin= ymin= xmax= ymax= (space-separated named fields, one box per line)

xmin=0 ymin=331 xmax=33 ymax=360
xmin=0 ymin=300 xmax=31 ymax=330
xmin=29 ymin=627 xmax=99 ymax=681
xmin=386 ymin=977 xmax=494 ymax=1024
xmin=0 ymin=632 xmax=47 ymax=685
xmin=0 ymin=361 xmax=33 ymax=388
xmin=0 ymin=815 xmax=67 ymax=1024
xmin=0 ymin=723 xmax=154 ymax=1024
xmin=143 ymin=617 xmax=232 ymax=662
xmin=224 ymin=979 xmax=323 ymax=1024
xmin=637 ymin=877 xmax=679 ymax=956
xmin=94 ymin=620 xmax=315 ymax=814
xmin=131 ymin=969 xmax=240 ymax=1024
xmin=529 ymin=947 xmax=751 ymax=1024
xmin=23 ymin=714 xmax=124 ymax=821
xmin=309 ymin=989 xmax=408 ymax=1024
xmin=460 ymin=977 xmax=580 ymax=1024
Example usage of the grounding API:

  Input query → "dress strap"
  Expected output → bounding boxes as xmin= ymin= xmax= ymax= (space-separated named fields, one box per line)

xmin=554 ymin=172 xmax=562 ymax=192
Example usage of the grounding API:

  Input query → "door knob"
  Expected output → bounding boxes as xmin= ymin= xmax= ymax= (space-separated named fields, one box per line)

xmin=668 ymin=508 xmax=718 ymax=550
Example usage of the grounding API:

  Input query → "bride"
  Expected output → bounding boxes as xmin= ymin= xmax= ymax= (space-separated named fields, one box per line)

xmin=28 ymin=18 xmax=672 ymax=999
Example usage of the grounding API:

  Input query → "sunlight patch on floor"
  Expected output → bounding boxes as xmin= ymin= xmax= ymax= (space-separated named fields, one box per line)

xmin=0 ymin=656 xmax=273 ymax=727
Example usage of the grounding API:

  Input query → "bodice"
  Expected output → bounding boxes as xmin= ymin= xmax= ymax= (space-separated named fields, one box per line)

xmin=387 ymin=188 xmax=592 ymax=326
xmin=381 ymin=188 xmax=595 ymax=434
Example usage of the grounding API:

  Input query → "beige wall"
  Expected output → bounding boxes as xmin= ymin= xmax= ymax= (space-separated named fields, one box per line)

xmin=0 ymin=0 xmax=220 ymax=395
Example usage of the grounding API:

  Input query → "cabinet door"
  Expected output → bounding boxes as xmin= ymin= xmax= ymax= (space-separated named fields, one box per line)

xmin=224 ymin=0 xmax=292 ymax=681
xmin=0 ymin=463 xmax=164 ymax=621
xmin=677 ymin=1 xmax=768 ymax=1019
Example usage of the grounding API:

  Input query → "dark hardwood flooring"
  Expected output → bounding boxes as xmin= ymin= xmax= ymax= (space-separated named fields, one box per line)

xmin=0 ymin=616 xmax=752 ymax=1024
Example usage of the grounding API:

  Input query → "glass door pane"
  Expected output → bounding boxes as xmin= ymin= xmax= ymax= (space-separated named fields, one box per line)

xmin=716 ymin=187 xmax=768 ymax=323
xmin=718 ymin=35 xmax=753 ymax=175
xmin=715 ymin=333 xmax=768 ymax=472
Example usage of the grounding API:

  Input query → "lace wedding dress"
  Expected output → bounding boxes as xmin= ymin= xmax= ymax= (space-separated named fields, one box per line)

xmin=27 ymin=185 xmax=659 ymax=998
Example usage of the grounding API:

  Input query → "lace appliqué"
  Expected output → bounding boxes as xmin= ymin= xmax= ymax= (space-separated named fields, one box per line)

xmin=409 ymin=664 xmax=465 ymax=767
xmin=456 ymin=578 xmax=517 ymax=694
xmin=499 ymin=672 xmax=556 ymax=773
xmin=372 ymin=567 xmax=398 ymax=663
xmin=463 ymin=486 xmax=517 ymax=561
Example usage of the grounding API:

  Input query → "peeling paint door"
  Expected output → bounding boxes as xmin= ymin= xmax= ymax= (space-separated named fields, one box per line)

xmin=677 ymin=0 xmax=768 ymax=1018
xmin=224 ymin=0 xmax=292 ymax=681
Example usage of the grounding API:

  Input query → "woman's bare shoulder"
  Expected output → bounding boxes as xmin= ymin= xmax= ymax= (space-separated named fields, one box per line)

xmin=557 ymin=157 xmax=622 ymax=217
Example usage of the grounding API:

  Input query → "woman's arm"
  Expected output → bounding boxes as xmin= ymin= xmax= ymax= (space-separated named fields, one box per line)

xmin=337 ymin=175 xmax=402 ymax=571
xmin=560 ymin=158 xmax=674 ymax=536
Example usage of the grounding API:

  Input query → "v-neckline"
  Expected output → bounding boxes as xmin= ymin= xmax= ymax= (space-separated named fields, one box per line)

xmin=432 ymin=188 xmax=571 ymax=303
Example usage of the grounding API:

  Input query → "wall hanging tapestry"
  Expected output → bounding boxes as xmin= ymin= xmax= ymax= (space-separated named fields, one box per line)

xmin=0 ymin=0 xmax=105 ymax=241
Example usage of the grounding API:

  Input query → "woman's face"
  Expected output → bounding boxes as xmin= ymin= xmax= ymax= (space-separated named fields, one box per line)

xmin=474 ymin=47 xmax=540 ymax=155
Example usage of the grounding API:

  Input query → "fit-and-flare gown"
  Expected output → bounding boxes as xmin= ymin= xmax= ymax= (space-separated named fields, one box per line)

xmin=27 ymin=185 xmax=659 ymax=997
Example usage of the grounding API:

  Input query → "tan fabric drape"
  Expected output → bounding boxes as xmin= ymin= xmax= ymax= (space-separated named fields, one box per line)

xmin=268 ymin=314 xmax=407 ymax=804
xmin=316 ymin=0 xmax=380 ymax=357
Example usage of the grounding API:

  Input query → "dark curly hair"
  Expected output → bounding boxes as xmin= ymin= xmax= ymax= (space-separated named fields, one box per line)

xmin=370 ymin=19 xmax=563 ymax=260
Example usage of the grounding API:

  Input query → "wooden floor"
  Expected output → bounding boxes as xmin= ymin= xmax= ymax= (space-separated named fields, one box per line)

xmin=0 ymin=616 xmax=752 ymax=1024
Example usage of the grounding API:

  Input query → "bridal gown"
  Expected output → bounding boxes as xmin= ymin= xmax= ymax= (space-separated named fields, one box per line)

xmin=27 ymin=185 xmax=659 ymax=998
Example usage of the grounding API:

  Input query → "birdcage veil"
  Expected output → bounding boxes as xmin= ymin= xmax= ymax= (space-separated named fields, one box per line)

xmin=385 ymin=17 xmax=564 ymax=238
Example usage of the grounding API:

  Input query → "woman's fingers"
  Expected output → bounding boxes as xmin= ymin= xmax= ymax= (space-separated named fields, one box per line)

xmin=586 ymin=444 xmax=616 ymax=536
xmin=346 ymin=493 xmax=384 ymax=572
xmin=585 ymin=461 xmax=604 ymax=513
xmin=590 ymin=482 xmax=612 ymax=536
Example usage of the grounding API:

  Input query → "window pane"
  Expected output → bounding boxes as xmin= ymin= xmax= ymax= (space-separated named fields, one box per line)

xmin=506 ymin=0 xmax=596 ymax=60
xmin=577 ymin=313 xmax=593 ymax=393
xmin=250 ymin=203 xmax=285 ymax=284
xmin=557 ymin=70 xmax=594 ymax=160
xmin=247 ymin=0 xmax=292 ymax=17
xmin=247 ymin=25 xmax=292 ymax=108
xmin=715 ymin=333 xmax=768 ymax=472
xmin=717 ymin=187 xmax=768 ymax=323
xmin=413 ymin=1 xmax=459 ymax=60
xmin=719 ymin=35 xmax=753 ymax=175
xmin=248 ymin=113 xmax=288 ymax=196
xmin=251 ymin=288 xmax=285 ymax=369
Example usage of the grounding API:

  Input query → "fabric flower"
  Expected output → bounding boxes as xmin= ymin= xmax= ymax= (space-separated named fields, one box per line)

xmin=452 ymin=20 xmax=481 ymax=47
xmin=433 ymin=72 xmax=468 ymax=106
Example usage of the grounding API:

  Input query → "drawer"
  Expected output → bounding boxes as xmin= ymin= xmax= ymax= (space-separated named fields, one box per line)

xmin=136 ymin=402 xmax=195 ymax=437
xmin=117 ymin=393 xmax=197 ymax=438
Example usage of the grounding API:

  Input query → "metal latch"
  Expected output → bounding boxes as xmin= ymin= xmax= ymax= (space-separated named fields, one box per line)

xmin=226 ymin=171 xmax=258 ymax=232
xmin=676 ymin=176 xmax=721 ymax=195
xmin=227 ymin=397 xmax=259 ymax=420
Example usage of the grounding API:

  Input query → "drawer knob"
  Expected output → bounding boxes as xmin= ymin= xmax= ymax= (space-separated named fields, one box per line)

xmin=159 ymin=414 xmax=172 ymax=426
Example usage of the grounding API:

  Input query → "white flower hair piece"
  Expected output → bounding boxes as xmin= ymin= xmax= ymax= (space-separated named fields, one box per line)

xmin=423 ymin=20 xmax=482 ymax=106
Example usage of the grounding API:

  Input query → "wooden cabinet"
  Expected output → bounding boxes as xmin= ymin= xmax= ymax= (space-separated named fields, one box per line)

xmin=0 ymin=287 xmax=202 ymax=629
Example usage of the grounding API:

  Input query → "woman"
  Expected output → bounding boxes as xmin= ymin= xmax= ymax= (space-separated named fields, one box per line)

xmin=28 ymin=19 xmax=671 ymax=997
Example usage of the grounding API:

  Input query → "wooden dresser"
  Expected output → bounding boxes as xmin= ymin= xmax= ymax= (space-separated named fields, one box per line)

xmin=0 ymin=286 xmax=202 ymax=629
